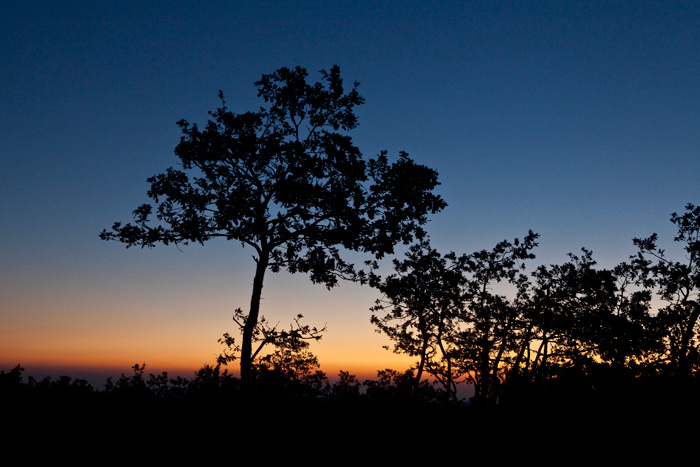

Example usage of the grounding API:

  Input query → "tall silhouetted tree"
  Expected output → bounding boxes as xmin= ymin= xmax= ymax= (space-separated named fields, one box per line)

xmin=101 ymin=66 xmax=446 ymax=385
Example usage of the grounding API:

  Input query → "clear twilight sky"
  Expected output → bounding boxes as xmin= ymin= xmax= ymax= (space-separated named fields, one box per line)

xmin=1 ymin=1 xmax=699 ymax=385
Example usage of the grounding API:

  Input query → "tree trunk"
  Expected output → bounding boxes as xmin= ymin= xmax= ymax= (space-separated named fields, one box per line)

xmin=415 ymin=336 xmax=428 ymax=391
xmin=240 ymin=251 xmax=269 ymax=388
xmin=677 ymin=300 xmax=700 ymax=376
xmin=510 ymin=323 xmax=533 ymax=381
xmin=414 ymin=313 xmax=431 ymax=391
xmin=436 ymin=335 xmax=455 ymax=401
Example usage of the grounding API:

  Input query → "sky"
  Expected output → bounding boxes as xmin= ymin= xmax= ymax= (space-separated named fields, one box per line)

xmin=1 ymin=1 xmax=699 ymax=386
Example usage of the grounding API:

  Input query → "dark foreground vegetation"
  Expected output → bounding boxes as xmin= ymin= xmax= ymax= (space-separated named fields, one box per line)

xmin=4 ymin=361 xmax=700 ymax=448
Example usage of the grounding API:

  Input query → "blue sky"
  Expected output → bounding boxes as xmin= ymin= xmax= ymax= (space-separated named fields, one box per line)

xmin=1 ymin=1 xmax=698 ymax=382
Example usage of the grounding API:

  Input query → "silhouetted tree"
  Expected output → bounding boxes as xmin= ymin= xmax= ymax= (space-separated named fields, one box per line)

xmin=362 ymin=368 xmax=438 ymax=405
xmin=251 ymin=317 xmax=328 ymax=393
xmin=330 ymin=370 xmax=362 ymax=401
xmin=371 ymin=241 xmax=464 ymax=399
xmin=371 ymin=232 xmax=538 ymax=405
xmin=633 ymin=203 xmax=700 ymax=376
xmin=605 ymin=260 xmax=662 ymax=369
xmin=506 ymin=248 xmax=662 ymax=406
xmin=103 ymin=363 xmax=151 ymax=400
xmin=101 ymin=65 xmax=446 ymax=386
xmin=0 ymin=364 xmax=24 ymax=391
xmin=454 ymin=231 xmax=539 ymax=406
xmin=185 ymin=364 xmax=239 ymax=397
xmin=524 ymin=249 xmax=617 ymax=376
xmin=216 ymin=308 xmax=325 ymax=390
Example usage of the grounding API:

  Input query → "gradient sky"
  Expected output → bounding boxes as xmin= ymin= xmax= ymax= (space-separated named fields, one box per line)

xmin=2 ymin=1 xmax=699 ymax=385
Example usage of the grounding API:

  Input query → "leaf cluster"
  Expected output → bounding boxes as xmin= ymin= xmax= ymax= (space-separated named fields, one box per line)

xmin=100 ymin=65 xmax=446 ymax=289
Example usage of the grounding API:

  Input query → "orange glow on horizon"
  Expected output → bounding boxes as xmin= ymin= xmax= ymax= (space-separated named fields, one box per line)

xmin=1 ymin=345 xmax=417 ymax=386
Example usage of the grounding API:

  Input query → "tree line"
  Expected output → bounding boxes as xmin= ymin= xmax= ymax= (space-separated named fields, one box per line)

xmin=370 ymin=203 xmax=700 ymax=408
